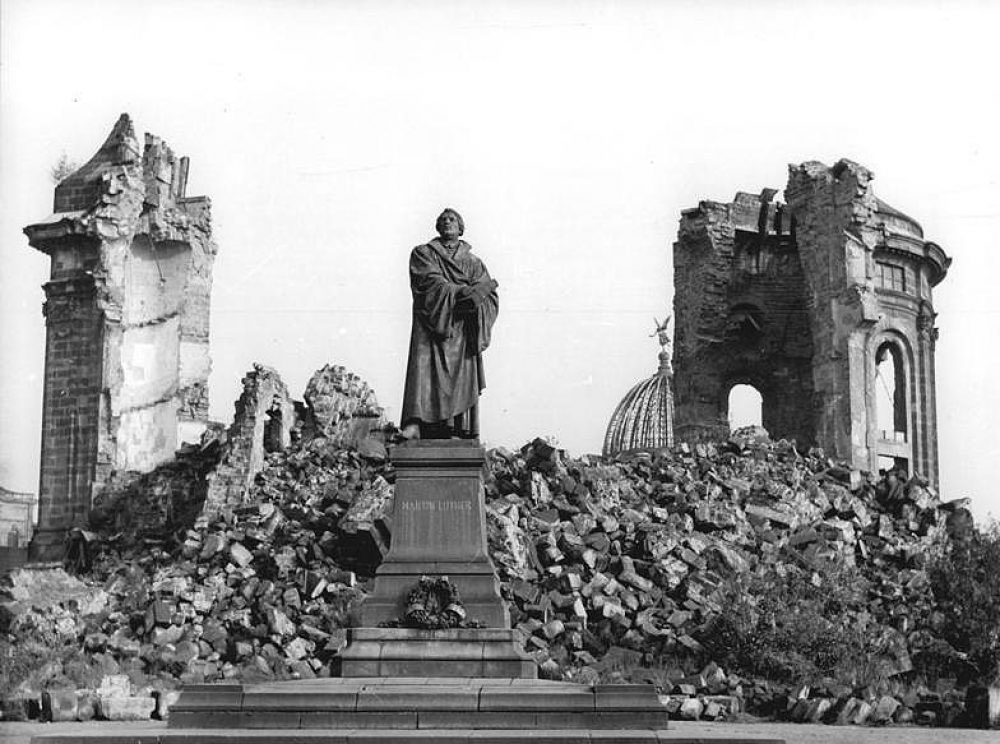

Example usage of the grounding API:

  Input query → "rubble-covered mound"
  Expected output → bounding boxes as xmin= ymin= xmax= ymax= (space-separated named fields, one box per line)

xmin=1 ymin=375 xmax=994 ymax=728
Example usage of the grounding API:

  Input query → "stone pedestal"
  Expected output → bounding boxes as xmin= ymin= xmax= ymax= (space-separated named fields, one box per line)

xmin=359 ymin=440 xmax=507 ymax=627
xmin=341 ymin=439 xmax=535 ymax=678
xmin=341 ymin=628 xmax=535 ymax=678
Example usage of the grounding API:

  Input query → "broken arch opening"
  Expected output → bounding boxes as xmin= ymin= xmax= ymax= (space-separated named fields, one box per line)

xmin=875 ymin=342 xmax=907 ymax=443
xmin=728 ymin=384 xmax=762 ymax=430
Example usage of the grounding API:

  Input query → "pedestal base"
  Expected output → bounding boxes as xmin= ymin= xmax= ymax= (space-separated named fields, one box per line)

xmin=167 ymin=677 xmax=672 ymax=731
xmin=360 ymin=440 xmax=510 ymax=629
xmin=340 ymin=628 xmax=536 ymax=678
xmin=360 ymin=561 xmax=508 ymax=629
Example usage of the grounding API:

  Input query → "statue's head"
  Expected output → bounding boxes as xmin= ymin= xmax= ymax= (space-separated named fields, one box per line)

xmin=436 ymin=208 xmax=464 ymax=239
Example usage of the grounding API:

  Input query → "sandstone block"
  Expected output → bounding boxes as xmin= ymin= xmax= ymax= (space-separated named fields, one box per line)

xmin=42 ymin=689 xmax=78 ymax=722
xmin=99 ymin=695 xmax=156 ymax=721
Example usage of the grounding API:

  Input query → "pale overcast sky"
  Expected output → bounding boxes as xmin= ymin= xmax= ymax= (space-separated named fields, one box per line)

xmin=2 ymin=1 xmax=999 ymax=519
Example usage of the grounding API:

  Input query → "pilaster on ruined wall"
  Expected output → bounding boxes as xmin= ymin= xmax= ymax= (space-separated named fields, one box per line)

xmin=784 ymin=160 xmax=883 ymax=468
xmin=672 ymin=200 xmax=736 ymax=442
xmin=24 ymin=114 xmax=216 ymax=559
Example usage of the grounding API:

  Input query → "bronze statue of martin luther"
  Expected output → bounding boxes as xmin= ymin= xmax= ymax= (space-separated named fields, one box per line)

xmin=399 ymin=209 xmax=499 ymax=440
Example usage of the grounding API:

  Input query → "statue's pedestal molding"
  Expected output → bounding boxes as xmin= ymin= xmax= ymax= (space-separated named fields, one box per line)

xmin=341 ymin=439 xmax=535 ymax=678
xmin=357 ymin=440 xmax=508 ymax=628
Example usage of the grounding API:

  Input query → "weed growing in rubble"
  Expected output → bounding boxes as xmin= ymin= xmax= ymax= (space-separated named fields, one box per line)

xmin=699 ymin=562 xmax=891 ymax=688
xmin=0 ymin=635 xmax=96 ymax=698
xmin=928 ymin=520 xmax=1000 ymax=683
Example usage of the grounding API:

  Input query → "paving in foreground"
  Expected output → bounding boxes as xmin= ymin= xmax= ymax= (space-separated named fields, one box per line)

xmin=8 ymin=719 xmax=1000 ymax=744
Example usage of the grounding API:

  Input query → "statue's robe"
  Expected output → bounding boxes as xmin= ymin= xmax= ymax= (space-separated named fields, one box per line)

xmin=401 ymin=238 xmax=499 ymax=436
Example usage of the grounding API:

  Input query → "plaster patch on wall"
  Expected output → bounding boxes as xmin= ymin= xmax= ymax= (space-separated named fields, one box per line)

xmin=120 ymin=319 xmax=180 ymax=409
xmin=117 ymin=398 xmax=179 ymax=473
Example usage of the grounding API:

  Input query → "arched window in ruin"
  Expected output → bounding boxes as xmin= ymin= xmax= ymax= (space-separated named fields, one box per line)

xmin=728 ymin=384 xmax=763 ymax=430
xmin=875 ymin=342 xmax=907 ymax=443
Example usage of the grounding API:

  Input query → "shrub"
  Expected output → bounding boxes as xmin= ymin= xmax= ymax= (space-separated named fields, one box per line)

xmin=928 ymin=521 xmax=1000 ymax=683
xmin=699 ymin=562 xmax=895 ymax=688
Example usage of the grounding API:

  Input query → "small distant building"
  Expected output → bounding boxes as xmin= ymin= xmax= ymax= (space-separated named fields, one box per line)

xmin=0 ymin=486 xmax=35 ymax=570
xmin=0 ymin=486 xmax=35 ymax=548
xmin=603 ymin=320 xmax=676 ymax=456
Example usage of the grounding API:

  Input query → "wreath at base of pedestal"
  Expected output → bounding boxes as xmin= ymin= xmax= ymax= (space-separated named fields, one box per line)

xmin=379 ymin=575 xmax=483 ymax=630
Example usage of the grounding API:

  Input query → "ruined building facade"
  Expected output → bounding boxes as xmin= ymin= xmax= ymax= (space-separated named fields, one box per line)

xmin=673 ymin=159 xmax=950 ymax=485
xmin=25 ymin=115 xmax=217 ymax=559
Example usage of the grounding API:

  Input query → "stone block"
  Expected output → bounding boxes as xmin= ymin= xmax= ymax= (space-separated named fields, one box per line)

xmin=589 ymin=732 xmax=660 ymax=744
xmin=155 ymin=690 xmax=181 ymax=719
xmin=701 ymin=700 xmax=723 ymax=720
xmin=702 ymin=695 xmax=741 ymax=715
xmin=357 ymin=685 xmax=479 ymax=711
xmin=480 ymin=686 xmax=594 ymax=711
xmin=98 ymin=673 xmax=132 ymax=698
xmin=99 ymin=695 xmax=156 ymax=721
xmin=467 ymin=733 xmax=590 ymax=744
xmin=834 ymin=697 xmax=860 ymax=725
xmin=166 ymin=710 xmax=243 ymax=728
xmin=76 ymin=690 xmax=99 ymax=721
xmin=229 ymin=541 xmax=253 ymax=567
xmin=676 ymin=697 xmax=703 ymax=720
xmin=241 ymin=710 xmax=301 ymax=728
xmin=2 ymin=695 xmax=37 ymax=721
xmin=871 ymin=694 xmax=900 ymax=723
xmin=41 ymin=689 xmax=78 ymax=722
xmin=594 ymin=684 xmax=662 ymax=711
xmin=850 ymin=700 xmax=873 ymax=725
xmin=417 ymin=710 xmax=531 ymax=729
xmin=805 ymin=697 xmax=831 ymax=722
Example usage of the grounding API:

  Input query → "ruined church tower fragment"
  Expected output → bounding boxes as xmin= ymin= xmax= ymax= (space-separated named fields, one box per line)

xmin=24 ymin=114 xmax=217 ymax=560
xmin=673 ymin=159 xmax=949 ymax=485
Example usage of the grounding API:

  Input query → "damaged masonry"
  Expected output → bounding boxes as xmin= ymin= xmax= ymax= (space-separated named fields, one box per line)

xmin=673 ymin=159 xmax=950 ymax=487
xmin=9 ymin=116 xmax=998 ymax=731
xmin=24 ymin=115 xmax=217 ymax=561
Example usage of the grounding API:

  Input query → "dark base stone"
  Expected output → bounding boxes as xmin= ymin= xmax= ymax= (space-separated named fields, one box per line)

xmin=340 ymin=628 xmax=536 ymax=678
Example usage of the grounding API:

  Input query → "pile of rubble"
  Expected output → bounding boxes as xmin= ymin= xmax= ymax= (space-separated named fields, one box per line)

xmin=484 ymin=433 xmax=982 ymax=725
xmin=0 ymin=365 xmax=987 ymax=727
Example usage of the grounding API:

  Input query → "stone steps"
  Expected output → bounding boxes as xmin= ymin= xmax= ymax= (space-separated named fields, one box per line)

xmin=165 ymin=678 xmax=670 ymax=730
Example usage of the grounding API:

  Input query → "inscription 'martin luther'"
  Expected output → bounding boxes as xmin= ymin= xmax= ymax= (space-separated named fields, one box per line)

xmin=400 ymin=500 xmax=473 ymax=512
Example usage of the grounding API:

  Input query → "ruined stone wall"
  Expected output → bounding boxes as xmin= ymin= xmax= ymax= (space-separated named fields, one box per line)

xmin=202 ymin=365 xmax=295 ymax=516
xmin=674 ymin=160 xmax=949 ymax=485
xmin=673 ymin=193 xmax=814 ymax=446
xmin=24 ymin=115 xmax=217 ymax=559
